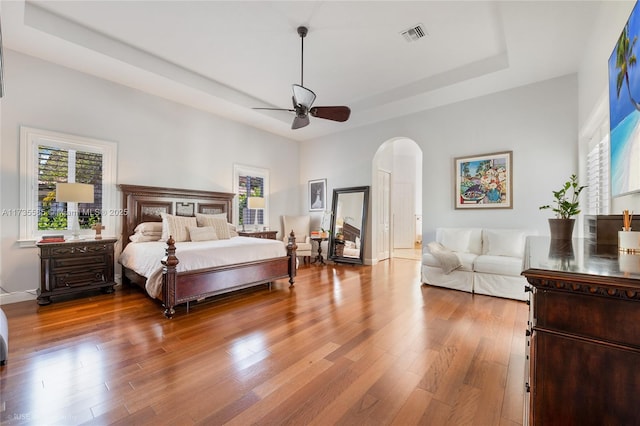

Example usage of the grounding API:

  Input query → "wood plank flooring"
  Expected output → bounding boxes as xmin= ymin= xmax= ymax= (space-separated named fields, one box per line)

xmin=0 ymin=259 xmax=528 ymax=425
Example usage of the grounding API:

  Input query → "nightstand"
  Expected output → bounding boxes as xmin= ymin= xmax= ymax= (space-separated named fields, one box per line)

xmin=36 ymin=238 xmax=117 ymax=305
xmin=238 ymin=230 xmax=278 ymax=240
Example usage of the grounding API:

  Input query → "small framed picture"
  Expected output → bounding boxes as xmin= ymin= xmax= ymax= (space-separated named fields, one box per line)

xmin=454 ymin=151 xmax=513 ymax=209
xmin=309 ymin=179 xmax=327 ymax=211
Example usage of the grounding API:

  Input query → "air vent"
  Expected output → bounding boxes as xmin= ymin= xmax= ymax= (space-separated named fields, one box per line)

xmin=401 ymin=24 xmax=427 ymax=42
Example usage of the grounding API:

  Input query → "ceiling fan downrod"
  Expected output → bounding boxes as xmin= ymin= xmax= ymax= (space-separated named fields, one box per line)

xmin=297 ymin=26 xmax=307 ymax=87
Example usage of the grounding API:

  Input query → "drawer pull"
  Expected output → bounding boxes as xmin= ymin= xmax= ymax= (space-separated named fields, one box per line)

xmin=524 ymin=285 xmax=533 ymax=293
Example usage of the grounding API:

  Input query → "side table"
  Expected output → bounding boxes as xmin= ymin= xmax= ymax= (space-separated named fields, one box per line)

xmin=310 ymin=236 xmax=328 ymax=265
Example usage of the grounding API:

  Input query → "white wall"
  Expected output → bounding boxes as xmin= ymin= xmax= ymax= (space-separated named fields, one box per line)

xmin=578 ymin=0 xmax=640 ymax=214
xmin=0 ymin=50 xmax=300 ymax=301
xmin=301 ymin=74 xmax=579 ymax=259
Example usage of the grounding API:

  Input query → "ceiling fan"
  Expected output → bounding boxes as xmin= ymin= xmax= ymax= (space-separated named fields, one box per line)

xmin=254 ymin=26 xmax=351 ymax=130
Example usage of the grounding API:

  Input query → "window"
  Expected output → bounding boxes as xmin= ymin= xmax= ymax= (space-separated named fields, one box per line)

xmin=37 ymin=145 xmax=103 ymax=231
xmin=586 ymin=121 xmax=610 ymax=215
xmin=233 ymin=164 xmax=269 ymax=230
xmin=19 ymin=127 xmax=117 ymax=244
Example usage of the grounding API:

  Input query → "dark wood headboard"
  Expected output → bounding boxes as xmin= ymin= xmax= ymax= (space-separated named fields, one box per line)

xmin=119 ymin=184 xmax=235 ymax=249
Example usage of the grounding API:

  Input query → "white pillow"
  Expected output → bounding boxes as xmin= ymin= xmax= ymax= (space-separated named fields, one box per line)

xmin=484 ymin=229 xmax=527 ymax=258
xmin=194 ymin=214 xmax=230 ymax=240
xmin=134 ymin=222 xmax=163 ymax=235
xmin=188 ymin=226 xmax=218 ymax=242
xmin=439 ymin=228 xmax=472 ymax=253
xmin=228 ymin=223 xmax=239 ymax=237
xmin=129 ymin=234 xmax=161 ymax=243
xmin=160 ymin=213 xmax=197 ymax=242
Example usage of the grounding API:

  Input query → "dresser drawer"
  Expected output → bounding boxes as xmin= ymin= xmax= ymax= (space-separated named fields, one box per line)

xmin=535 ymin=289 xmax=640 ymax=348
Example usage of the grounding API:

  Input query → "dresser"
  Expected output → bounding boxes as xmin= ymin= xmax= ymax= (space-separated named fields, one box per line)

xmin=522 ymin=237 xmax=640 ymax=425
xmin=37 ymin=238 xmax=117 ymax=305
xmin=238 ymin=230 xmax=277 ymax=240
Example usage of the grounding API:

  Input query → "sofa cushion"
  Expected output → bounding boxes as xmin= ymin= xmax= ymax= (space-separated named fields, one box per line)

xmin=423 ymin=251 xmax=476 ymax=272
xmin=426 ymin=242 xmax=462 ymax=274
xmin=474 ymin=255 xmax=523 ymax=277
xmin=482 ymin=228 xmax=537 ymax=258
xmin=436 ymin=228 xmax=482 ymax=254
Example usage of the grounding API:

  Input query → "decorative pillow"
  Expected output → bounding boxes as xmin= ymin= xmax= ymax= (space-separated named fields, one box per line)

xmin=427 ymin=241 xmax=462 ymax=274
xmin=134 ymin=222 xmax=163 ymax=235
xmin=188 ymin=226 xmax=218 ymax=242
xmin=160 ymin=213 xmax=197 ymax=242
xmin=439 ymin=228 xmax=472 ymax=253
xmin=195 ymin=212 xmax=228 ymax=226
xmin=194 ymin=214 xmax=230 ymax=240
xmin=484 ymin=229 xmax=527 ymax=258
xmin=228 ymin=223 xmax=239 ymax=237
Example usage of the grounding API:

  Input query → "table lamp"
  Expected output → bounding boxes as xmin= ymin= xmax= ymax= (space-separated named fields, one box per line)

xmin=247 ymin=196 xmax=265 ymax=231
xmin=56 ymin=183 xmax=94 ymax=239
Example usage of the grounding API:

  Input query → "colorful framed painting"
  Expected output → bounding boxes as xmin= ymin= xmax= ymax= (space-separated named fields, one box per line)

xmin=309 ymin=179 xmax=327 ymax=211
xmin=454 ymin=151 xmax=512 ymax=209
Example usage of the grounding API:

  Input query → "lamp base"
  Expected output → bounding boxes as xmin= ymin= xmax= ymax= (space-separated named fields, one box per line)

xmin=69 ymin=216 xmax=82 ymax=240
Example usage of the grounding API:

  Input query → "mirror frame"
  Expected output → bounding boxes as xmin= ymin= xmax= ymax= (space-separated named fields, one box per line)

xmin=329 ymin=186 xmax=370 ymax=265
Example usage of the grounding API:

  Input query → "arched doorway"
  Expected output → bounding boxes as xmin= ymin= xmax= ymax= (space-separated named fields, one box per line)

xmin=371 ymin=138 xmax=423 ymax=263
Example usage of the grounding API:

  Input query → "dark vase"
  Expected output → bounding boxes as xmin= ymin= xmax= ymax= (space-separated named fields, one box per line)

xmin=548 ymin=218 xmax=575 ymax=240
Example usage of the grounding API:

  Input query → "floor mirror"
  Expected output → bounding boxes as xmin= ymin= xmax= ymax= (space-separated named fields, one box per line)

xmin=329 ymin=186 xmax=369 ymax=264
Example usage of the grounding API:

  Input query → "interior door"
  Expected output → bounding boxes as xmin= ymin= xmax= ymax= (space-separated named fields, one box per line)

xmin=393 ymin=182 xmax=415 ymax=248
xmin=377 ymin=170 xmax=391 ymax=261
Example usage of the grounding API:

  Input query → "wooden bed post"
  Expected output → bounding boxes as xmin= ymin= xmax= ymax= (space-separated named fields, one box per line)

xmin=161 ymin=236 xmax=179 ymax=318
xmin=287 ymin=231 xmax=298 ymax=286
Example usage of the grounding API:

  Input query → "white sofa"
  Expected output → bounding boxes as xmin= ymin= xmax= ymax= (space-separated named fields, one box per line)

xmin=421 ymin=227 xmax=537 ymax=301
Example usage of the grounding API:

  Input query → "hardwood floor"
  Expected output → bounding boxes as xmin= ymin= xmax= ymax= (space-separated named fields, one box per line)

xmin=0 ymin=259 xmax=528 ymax=425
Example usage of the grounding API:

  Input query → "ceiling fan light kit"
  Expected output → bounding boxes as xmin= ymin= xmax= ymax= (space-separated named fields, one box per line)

xmin=253 ymin=26 xmax=351 ymax=129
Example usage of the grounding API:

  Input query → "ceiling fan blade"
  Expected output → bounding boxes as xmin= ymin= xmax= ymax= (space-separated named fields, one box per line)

xmin=292 ymin=115 xmax=310 ymax=130
xmin=253 ymin=107 xmax=295 ymax=112
xmin=310 ymin=106 xmax=351 ymax=122
xmin=292 ymin=84 xmax=316 ymax=109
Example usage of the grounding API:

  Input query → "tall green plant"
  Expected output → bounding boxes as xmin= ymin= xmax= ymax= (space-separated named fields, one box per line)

xmin=539 ymin=174 xmax=587 ymax=219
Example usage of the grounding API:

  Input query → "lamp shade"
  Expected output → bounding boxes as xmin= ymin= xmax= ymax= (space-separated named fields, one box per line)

xmin=247 ymin=197 xmax=265 ymax=209
xmin=56 ymin=183 xmax=94 ymax=203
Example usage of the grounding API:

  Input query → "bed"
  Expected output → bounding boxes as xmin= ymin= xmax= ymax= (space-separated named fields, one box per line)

xmin=118 ymin=184 xmax=297 ymax=318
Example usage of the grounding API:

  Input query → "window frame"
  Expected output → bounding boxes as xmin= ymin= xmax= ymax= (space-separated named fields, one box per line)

xmin=232 ymin=164 xmax=269 ymax=230
xmin=19 ymin=127 xmax=117 ymax=246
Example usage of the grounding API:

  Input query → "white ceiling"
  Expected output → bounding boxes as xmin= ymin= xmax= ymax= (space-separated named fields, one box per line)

xmin=1 ymin=1 xmax=608 ymax=141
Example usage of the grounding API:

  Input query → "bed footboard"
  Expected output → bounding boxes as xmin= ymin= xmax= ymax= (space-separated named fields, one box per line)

xmin=161 ymin=232 xmax=298 ymax=318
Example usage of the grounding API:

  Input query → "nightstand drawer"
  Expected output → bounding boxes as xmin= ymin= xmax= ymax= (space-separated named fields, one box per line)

xmin=52 ymin=266 xmax=109 ymax=289
xmin=51 ymin=254 xmax=107 ymax=270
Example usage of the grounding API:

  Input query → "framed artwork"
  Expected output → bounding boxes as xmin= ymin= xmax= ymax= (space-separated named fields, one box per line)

xmin=454 ymin=151 xmax=512 ymax=209
xmin=309 ymin=179 xmax=327 ymax=211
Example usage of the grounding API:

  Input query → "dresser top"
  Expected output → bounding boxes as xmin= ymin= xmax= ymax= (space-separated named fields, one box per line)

xmin=523 ymin=236 xmax=640 ymax=282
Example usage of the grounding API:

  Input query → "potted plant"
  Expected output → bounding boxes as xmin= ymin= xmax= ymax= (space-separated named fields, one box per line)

xmin=539 ymin=174 xmax=587 ymax=240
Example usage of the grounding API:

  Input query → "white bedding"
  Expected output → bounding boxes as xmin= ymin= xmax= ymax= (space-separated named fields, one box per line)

xmin=119 ymin=236 xmax=287 ymax=298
